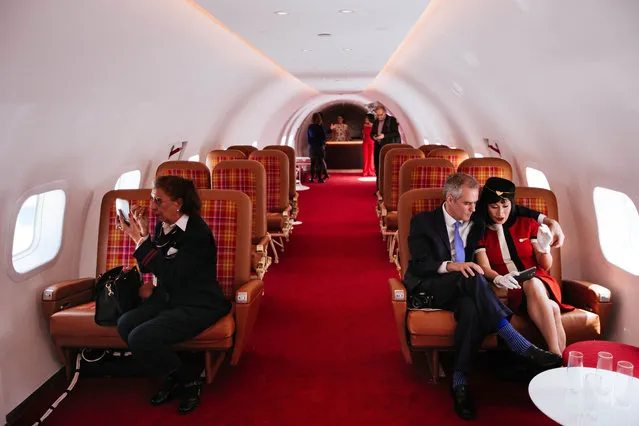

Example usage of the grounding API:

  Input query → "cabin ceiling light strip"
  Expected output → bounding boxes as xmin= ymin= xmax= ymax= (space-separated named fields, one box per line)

xmin=339 ymin=9 xmax=355 ymax=14
xmin=274 ymin=11 xmax=289 ymax=15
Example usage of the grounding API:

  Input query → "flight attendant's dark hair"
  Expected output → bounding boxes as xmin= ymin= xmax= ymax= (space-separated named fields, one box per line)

xmin=366 ymin=113 xmax=375 ymax=122
xmin=154 ymin=175 xmax=201 ymax=215
xmin=312 ymin=112 xmax=323 ymax=125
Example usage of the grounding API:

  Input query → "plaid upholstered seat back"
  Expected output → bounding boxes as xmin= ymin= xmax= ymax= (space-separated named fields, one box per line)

xmin=198 ymin=190 xmax=252 ymax=299
xmin=427 ymin=148 xmax=470 ymax=170
xmin=227 ymin=145 xmax=257 ymax=157
xmin=458 ymin=158 xmax=513 ymax=187
xmin=99 ymin=189 xmax=251 ymax=300
xmin=211 ymin=160 xmax=267 ymax=242
xmin=383 ymin=148 xmax=424 ymax=211
xmin=156 ymin=161 xmax=212 ymax=189
xmin=264 ymin=145 xmax=296 ymax=199
xmin=515 ymin=186 xmax=561 ymax=282
xmin=98 ymin=190 xmax=158 ymax=285
xmin=206 ymin=149 xmax=246 ymax=171
xmin=378 ymin=143 xmax=405 ymax=196
xmin=399 ymin=158 xmax=455 ymax=197
xmin=397 ymin=189 xmax=445 ymax=277
xmin=249 ymin=150 xmax=289 ymax=213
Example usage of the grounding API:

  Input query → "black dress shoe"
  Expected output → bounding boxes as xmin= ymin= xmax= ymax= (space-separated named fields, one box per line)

xmin=178 ymin=381 xmax=201 ymax=414
xmin=451 ymin=385 xmax=476 ymax=420
xmin=521 ymin=345 xmax=563 ymax=369
xmin=151 ymin=376 xmax=180 ymax=406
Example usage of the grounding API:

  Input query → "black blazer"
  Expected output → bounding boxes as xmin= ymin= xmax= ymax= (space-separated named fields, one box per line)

xmin=404 ymin=205 xmax=541 ymax=294
xmin=134 ymin=215 xmax=230 ymax=310
xmin=370 ymin=115 xmax=400 ymax=145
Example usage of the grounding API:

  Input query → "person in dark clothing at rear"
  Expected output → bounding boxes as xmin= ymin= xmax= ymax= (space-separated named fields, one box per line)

xmin=116 ymin=175 xmax=231 ymax=414
xmin=308 ymin=112 xmax=328 ymax=183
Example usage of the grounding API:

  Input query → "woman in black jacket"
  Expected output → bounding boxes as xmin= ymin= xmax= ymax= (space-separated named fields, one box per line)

xmin=307 ymin=112 xmax=327 ymax=183
xmin=117 ymin=175 xmax=231 ymax=414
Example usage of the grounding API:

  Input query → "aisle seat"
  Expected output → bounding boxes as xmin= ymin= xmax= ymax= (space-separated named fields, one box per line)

xmin=212 ymin=160 xmax=271 ymax=278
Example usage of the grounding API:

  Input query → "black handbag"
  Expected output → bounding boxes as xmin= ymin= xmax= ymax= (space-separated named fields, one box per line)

xmin=94 ymin=265 xmax=142 ymax=326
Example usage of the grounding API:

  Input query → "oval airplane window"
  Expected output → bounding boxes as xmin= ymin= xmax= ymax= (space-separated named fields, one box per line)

xmin=115 ymin=170 xmax=141 ymax=190
xmin=593 ymin=187 xmax=639 ymax=275
xmin=525 ymin=167 xmax=550 ymax=190
xmin=12 ymin=189 xmax=66 ymax=274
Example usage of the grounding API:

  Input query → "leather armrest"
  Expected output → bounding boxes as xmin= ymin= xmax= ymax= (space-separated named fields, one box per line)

xmin=232 ymin=279 xmax=264 ymax=365
xmin=389 ymin=278 xmax=412 ymax=364
xmin=41 ymin=277 xmax=95 ymax=321
xmin=42 ymin=277 xmax=95 ymax=301
xmin=563 ymin=279 xmax=613 ymax=333
xmin=235 ymin=279 xmax=264 ymax=305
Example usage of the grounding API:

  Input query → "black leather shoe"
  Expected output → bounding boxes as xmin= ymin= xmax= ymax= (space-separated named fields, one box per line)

xmin=178 ymin=381 xmax=201 ymax=414
xmin=451 ymin=385 xmax=476 ymax=420
xmin=522 ymin=345 xmax=563 ymax=369
xmin=151 ymin=376 xmax=180 ymax=406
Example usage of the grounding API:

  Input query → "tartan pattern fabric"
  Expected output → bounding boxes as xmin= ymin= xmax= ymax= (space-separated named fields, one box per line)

xmin=208 ymin=155 xmax=242 ymax=170
xmin=160 ymin=168 xmax=211 ymax=189
xmin=200 ymin=199 xmax=239 ymax=299
xmin=458 ymin=166 xmax=508 ymax=186
xmin=212 ymin=167 xmax=257 ymax=239
xmin=516 ymin=197 xmax=549 ymax=216
xmin=390 ymin=153 xmax=423 ymax=211
xmin=409 ymin=166 xmax=454 ymax=190
xmin=430 ymin=153 xmax=468 ymax=169
xmin=411 ymin=198 xmax=444 ymax=216
xmin=254 ymin=155 xmax=282 ymax=212
xmin=105 ymin=199 xmax=157 ymax=285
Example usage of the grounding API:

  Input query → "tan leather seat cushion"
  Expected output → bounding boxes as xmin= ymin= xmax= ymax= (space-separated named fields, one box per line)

xmin=385 ymin=211 xmax=398 ymax=231
xmin=408 ymin=308 xmax=600 ymax=349
xmin=267 ymin=213 xmax=284 ymax=232
xmin=50 ymin=302 xmax=235 ymax=349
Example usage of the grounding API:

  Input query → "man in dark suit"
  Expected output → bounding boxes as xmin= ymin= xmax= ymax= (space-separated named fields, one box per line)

xmin=404 ymin=173 xmax=564 ymax=420
xmin=370 ymin=105 xmax=401 ymax=193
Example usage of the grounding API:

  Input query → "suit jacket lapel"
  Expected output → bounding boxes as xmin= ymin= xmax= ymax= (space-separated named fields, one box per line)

xmin=434 ymin=208 xmax=452 ymax=256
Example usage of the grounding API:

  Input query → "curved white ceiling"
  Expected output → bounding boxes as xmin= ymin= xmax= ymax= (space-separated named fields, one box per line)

xmin=194 ymin=0 xmax=431 ymax=92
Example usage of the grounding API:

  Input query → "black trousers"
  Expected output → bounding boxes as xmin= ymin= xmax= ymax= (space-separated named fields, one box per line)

xmin=418 ymin=273 xmax=512 ymax=374
xmin=309 ymin=146 xmax=326 ymax=179
xmin=117 ymin=291 xmax=229 ymax=383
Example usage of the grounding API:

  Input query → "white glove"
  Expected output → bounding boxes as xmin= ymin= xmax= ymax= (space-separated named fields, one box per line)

xmin=536 ymin=224 xmax=552 ymax=254
xmin=493 ymin=272 xmax=521 ymax=290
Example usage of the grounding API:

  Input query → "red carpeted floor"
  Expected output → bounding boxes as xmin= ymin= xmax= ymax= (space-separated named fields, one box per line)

xmin=39 ymin=174 xmax=556 ymax=425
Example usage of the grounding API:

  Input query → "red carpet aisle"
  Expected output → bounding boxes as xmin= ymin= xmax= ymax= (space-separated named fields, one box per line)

xmin=40 ymin=174 xmax=555 ymax=426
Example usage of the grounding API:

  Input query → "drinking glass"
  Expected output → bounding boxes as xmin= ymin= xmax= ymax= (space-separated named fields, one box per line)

xmin=614 ymin=360 xmax=634 ymax=407
xmin=596 ymin=351 xmax=614 ymax=396
xmin=567 ymin=351 xmax=584 ymax=392
xmin=583 ymin=373 xmax=602 ymax=419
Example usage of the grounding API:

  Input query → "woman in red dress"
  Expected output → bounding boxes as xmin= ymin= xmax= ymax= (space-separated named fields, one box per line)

xmin=475 ymin=177 xmax=573 ymax=355
xmin=361 ymin=114 xmax=375 ymax=176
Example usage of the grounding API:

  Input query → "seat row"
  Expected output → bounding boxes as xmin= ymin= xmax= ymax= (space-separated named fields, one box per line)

xmin=375 ymin=144 xmax=512 ymax=267
xmin=375 ymin=145 xmax=613 ymax=383
xmin=157 ymin=145 xmax=298 ymax=278
xmin=41 ymin=144 xmax=301 ymax=385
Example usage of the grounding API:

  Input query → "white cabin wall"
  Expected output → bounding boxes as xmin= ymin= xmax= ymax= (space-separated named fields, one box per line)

xmin=370 ymin=0 xmax=639 ymax=344
xmin=0 ymin=0 xmax=310 ymax=418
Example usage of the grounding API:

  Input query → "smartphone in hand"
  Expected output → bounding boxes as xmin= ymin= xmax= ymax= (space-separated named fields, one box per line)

xmin=515 ymin=267 xmax=536 ymax=283
xmin=116 ymin=198 xmax=131 ymax=229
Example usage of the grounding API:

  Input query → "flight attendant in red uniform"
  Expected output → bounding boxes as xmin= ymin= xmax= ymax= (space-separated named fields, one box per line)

xmin=361 ymin=114 xmax=375 ymax=176
xmin=475 ymin=177 xmax=573 ymax=355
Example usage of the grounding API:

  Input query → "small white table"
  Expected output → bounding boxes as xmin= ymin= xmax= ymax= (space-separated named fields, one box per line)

xmin=529 ymin=367 xmax=639 ymax=425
